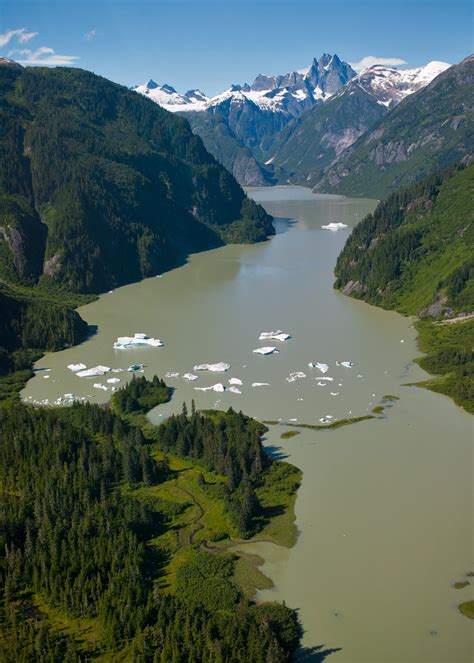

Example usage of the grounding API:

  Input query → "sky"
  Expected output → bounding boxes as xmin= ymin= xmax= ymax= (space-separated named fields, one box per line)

xmin=1 ymin=0 xmax=473 ymax=95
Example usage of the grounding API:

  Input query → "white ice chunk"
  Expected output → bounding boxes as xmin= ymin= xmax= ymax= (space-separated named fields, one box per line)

xmin=77 ymin=365 xmax=111 ymax=377
xmin=259 ymin=330 xmax=291 ymax=341
xmin=114 ymin=333 xmax=163 ymax=349
xmin=330 ymin=392 xmax=339 ymax=396
xmin=93 ymin=383 xmax=109 ymax=391
xmin=68 ymin=363 xmax=87 ymax=372
xmin=316 ymin=381 xmax=327 ymax=387
xmin=111 ymin=368 xmax=123 ymax=373
xmin=308 ymin=362 xmax=329 ymax=373
xmin=252 ymin=382 xmax=270 ymax=387
xmin=229 ymin=386 xmax=241 ymax=394
xmin=321 ymin=222 xmax=348 ymax=231
xmin=286 ymin=371 xmax=306 ymax=383
xmin=315 ymin=376 xmax=334 ymax=381
xmin=165 ymin=371 xmax=180 ymax=378
xmin=183 ymin=373 xmax=198 ymax=381
xmin=340 ymin=361 xmax=354 ymax=368
xmin=43 ymin=375 xmax=50 ymax=379
xmin=228 ymin=377 xmax=243 ymax=385
xmin=194 ymin=383 xmax=226 ymax=392
xmin=107 ymin=377 xmax=121 ymax=384
xmin=253 ymin=346 xmax=278 ymax=355
xmin=194 ymin=362 xmax=231 ymax=372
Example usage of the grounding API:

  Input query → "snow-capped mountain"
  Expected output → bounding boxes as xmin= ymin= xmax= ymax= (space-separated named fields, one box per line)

xmin=344 ymin=60 xmax=451 ymax=107
xmin=132 ymin=80 xmax=210 ymax=110
xmin=134 ymin=53 xmax=356 ymax=119
xmin=132 ymin=55 xmax=452 ymax=186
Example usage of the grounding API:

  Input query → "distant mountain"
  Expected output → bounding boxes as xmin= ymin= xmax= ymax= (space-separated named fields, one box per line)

xmin=268 ymin=60 xmax=451 ymax=185
xmin=313 ymin=55 xmax=473 ymax=198
xmin=133 ymin=54 xmax=357 ymax=184
xmin=0 ymin=63 xmax=273 ymax=294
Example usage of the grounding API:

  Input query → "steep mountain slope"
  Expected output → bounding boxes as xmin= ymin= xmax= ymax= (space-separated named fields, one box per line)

xmin=0 ymin=63 xmax=273 ymax=294
xmin=184 ymin=110 xmax=273 ymax=185
xmin=334 ymin=162 xmax=474 ymax=411
xmin=334 ymin=162 xmax=473 ymax=313
xmin=269 ymin=84 xmax=386 ymax=184
xmin=314 ymin=55 xmax=474 ymax=198
xmin=134 ymin=54 xmax=357 ymax=184
xmin=269 ymin=60 xmax=450 ymax=185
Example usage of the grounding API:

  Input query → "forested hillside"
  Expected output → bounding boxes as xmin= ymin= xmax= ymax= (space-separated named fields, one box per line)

xmin=0 ymin=63 xmax=273 ymax=294
xmin=1 ymin=388 xmax=301 ymax=660
xmin=335 ymin=162 xmax=474 ymax=411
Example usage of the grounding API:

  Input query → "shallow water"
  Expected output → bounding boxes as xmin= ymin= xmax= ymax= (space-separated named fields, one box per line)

xmin=23 ymin=186 xmax=473 ymax=662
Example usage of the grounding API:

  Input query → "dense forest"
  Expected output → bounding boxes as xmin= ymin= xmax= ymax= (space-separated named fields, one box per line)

xmin=1 ymin=379 xmax=301 ymax=661
xmin=335 ymin=162 xmax=473 ymax=411
xmin=0 ymin=61 xmax=273 ymax=294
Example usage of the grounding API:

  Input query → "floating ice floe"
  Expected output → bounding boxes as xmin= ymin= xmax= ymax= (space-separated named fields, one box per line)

xmin=337 ymin=361 xmax=354 ymax=368
xmin=228 ymin=377 xmax=243 ymax=385
xmin=330 ymin=392 xmax=339 ymax=396
xmin=43 ymin=375 xmax=50 ymax=379
xmin=356 ymin=374 xmax=363 ymax=378
xmin=259 ymin=330 xmax=291 ymax=342
xmin=194 ymin=383 xmax=226 ymax=393
xmin=289 ymin=418 xmax=298 ymax=422
xmin=67 ymin=363 xmax=87 ymax=372
xmin=165 ymin=371 xmax=180 ymax=378
xmin=316 ymin=376 xmax=334 ymax=381
xmin=183 ymin=373 xmax=198 ymax=381
xmin=400 ymin=339 xmax=405 ymax=343
xmin=114 ymin=333 xmax=163 ymax=349
xmin=111 ymin=368 xmax=123 ymax=373
xmin=93 ymin=383 xmax=108 ymax=391
xmin=319 ymin=415 xmax=334 ymax=424
xmin=252 ymin=382 xmax=270 ymax=387
xmin=107 ymin=377 xmax=121 ymax=384
xmin=321 ymin=222 xmax=348 ymax=231
xmin=316 ymin=381 xmax=327 ymax=387
xmin=253 ymin=347 xmax=279 ymax=355
xmin=286 ymin=371 xmax=306 ymax=383
xmin=194 ymin=362 xmax=231 ymax=372
xmin=308 ymin=362 xmax=329 ymax=373
xmin=128 ymin=363 xmax=144 ymax=372
xmin=229 ymin=386 xmax=241 ymax=394
xmin=77 ymin=365 xmax=111 ymax=378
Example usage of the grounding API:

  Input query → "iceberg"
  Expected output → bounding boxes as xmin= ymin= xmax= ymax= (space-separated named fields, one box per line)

xmin=183 ymin=373 xmax=198 ymax=381
xmin=319 ymin=415 xmax=334 ymax=424
xmin=340 ymin=361 xmax=354 ymax=368
xmin=194 ymin=383 xmax=226 ymax=393
xmin=259 ymin=330 xmax=291 ymax=342
xmin=114 ymin=333 xmax=163 ymax=349
xmin=321 ymin=222 xmax=348 ymax=231
xmin=107 ymin=377 xmax=121 ymax=384
xmin=193 ymin=362 xmax=231 ymax=372
xmin=286 ymin=371 xmax=306 ymax=383
xmin=165 ymin=371 xmax=180 ymax=378
xmin=330 ymin=392 xmax=339 ymax=396
xmin=228 ymin=377 xmax=243 ymax=386
xmin=315 ymin=376 xmax=334 ymax=381
xmin=316 ymin=381 xmax=327 ymax=387
xmin=229 ymin=386 xmax=241 ymax=394
xmin=128 ymin=363 xmax=144 ymax=372
xmin=252 ymin=382 xmax=270 ymax=387
xmin=93 ymin=383 xmax=108 ymax=391
xmin=67 ymin=363 xmax=87 ymax=372
xmin=77 ymin=365 xmax=111 ymax=378
xmin=253 ymin=346 xmax=278 ymax=355
xmin=308 ymin=362 xmax=329 ymax=373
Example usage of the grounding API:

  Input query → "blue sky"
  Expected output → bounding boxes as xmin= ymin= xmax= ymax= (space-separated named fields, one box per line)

xmin=1 ymin=0 xmax=473 ymax=95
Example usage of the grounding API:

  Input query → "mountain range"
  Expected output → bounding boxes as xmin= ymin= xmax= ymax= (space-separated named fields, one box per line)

xmin=133 ymin=54 xmax=452 ymax=188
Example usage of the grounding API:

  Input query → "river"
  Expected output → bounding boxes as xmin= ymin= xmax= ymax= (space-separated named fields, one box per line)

xmin=22 ymin=186 xmax=473 ymax=662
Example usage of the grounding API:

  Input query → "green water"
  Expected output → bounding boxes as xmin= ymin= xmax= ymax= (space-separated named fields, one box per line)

xmin=23 ymin=187 xmax=473 ymax=662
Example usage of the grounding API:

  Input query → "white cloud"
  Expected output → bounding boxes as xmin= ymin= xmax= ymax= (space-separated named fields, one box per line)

xmin=84 ymin=28 xmax=98 ymax=41
xmin=10 ymin=47 xmax=79 ymax=66
xmin=0 ymin=28 xmax=38 ymax=47
xmin=350 ymin=56 xmax=408 ymax=72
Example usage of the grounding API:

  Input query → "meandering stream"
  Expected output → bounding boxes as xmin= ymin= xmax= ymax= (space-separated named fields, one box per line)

xmin=23 ymin=186 xmax=473 ymax=662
